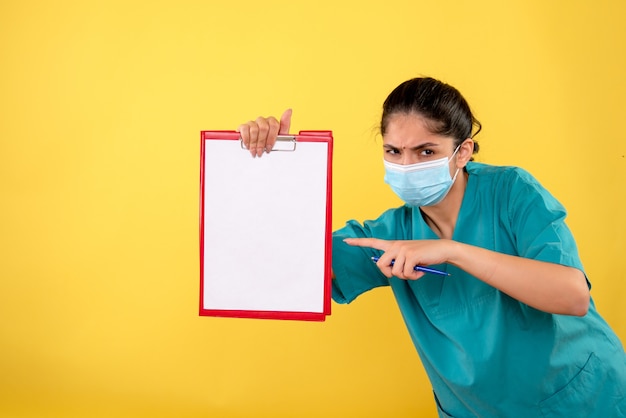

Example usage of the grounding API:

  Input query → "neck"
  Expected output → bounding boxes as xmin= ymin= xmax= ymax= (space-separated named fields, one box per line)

xmin=420 ymin=170 xmax=468 ymax=239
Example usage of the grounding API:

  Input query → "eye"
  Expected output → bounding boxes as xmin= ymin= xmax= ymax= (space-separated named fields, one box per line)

xmin=420 ymin=149 xmax=435 ymax=156
xmin=384 ymin=147 xmax=401 ymax=155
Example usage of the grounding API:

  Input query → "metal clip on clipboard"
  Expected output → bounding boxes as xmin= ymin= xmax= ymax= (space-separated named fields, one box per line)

xmin=240 ymin=135 xmax=298 ymax=152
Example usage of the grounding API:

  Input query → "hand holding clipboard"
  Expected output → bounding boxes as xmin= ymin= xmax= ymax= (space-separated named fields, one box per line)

xmin=238 ymin=109 xmax=293 ymax=157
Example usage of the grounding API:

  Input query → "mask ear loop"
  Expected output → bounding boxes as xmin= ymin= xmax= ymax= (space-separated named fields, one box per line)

xmin=449 ymin=144 xmax=462 ymax=183
xmin=451 ymin=167 xmax=461 ymax=183
xmin=450 ymin=144 xmax=462 ymax=159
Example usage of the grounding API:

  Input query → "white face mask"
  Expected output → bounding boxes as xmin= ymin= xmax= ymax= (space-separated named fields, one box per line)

xmin=383 ymin=146 xmax=460 ymax=207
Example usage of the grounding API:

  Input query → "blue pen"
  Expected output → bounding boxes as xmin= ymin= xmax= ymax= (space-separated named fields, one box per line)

xmin=371 ymin=256 xmax=451 ymax=276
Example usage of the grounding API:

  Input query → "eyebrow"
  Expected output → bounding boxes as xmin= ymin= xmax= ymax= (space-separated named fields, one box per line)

xmin=383 ymin=142 xmax=441 ymax=151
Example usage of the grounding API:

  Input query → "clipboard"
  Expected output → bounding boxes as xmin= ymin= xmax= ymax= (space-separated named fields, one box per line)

xmin=200 ymin=130 xmax=333 ymax=321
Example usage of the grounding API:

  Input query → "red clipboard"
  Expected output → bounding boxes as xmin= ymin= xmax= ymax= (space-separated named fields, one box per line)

xmin=200 ymin=130 xmax=333 ymax=321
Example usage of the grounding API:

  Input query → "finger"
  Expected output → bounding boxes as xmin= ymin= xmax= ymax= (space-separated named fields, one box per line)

xmin=343 ymin=237 xmax=391 ymax=251
xmin=279 ymin=108 xmax=292 ymax=135
xmin=403 ymin=261 xmax=425 ymax=280
xmin=238 ymin=123 xmax=251 ymax=150
xmin=254 ymin=116 xmax=271 ymax=158
xmin=383 ymin=255 xmax=424 ymax=281
xmin=391 ymin=253 xmax=406 ymax=278
xmin=265 ymin=116 xmax=280 ymax=154
xmin=401 ymin=254 xmax=417 ymax=279
xmin=375 ymin=254 xmax=394 ymax=278
xmin=244 ymin=120 xmax=260 ymax=157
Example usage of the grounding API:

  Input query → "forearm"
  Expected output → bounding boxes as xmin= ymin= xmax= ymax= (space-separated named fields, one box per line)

xmin=446 ymin=240 xmax=590 ymax=316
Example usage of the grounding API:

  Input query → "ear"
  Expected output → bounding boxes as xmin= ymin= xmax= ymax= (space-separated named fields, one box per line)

xmin=456 ymin=138 xmax=474 ymax=168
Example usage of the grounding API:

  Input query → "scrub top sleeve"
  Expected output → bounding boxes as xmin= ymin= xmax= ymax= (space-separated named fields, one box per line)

xmin=332 ymin=220 xmax=391 ymax=304
xmin=507 ymin=169 xmax=585 ymax=273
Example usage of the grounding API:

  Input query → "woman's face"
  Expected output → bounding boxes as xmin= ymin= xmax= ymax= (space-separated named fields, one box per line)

xmin=382 ymin=112 xmax=457 ymax=166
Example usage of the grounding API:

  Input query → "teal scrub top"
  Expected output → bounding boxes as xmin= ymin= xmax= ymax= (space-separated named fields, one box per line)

xmin=332 ymin=163 xmax=626 ymax=417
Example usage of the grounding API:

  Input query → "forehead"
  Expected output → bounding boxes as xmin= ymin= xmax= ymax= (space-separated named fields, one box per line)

xmin=383 ymin=112 xmax=453 ymax=148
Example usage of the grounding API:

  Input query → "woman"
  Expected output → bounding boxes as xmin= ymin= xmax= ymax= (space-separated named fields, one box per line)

xmin=238 ymin=77 xmax=626 ymax=417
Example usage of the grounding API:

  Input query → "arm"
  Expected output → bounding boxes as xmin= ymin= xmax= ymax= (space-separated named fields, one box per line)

xmin=345 ymin=237 xmax=590 ymax=316
xmin=448 ymin=240 xmax=589 ymax=316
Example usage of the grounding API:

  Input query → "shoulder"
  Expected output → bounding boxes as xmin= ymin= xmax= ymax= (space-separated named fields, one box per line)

xmin=467 ymin=162 xmax=538 ymax=184
xmin=466 ymin=162 xmax=549 ymax=196
xmin=466 ymin=162 xmax=565 ymax=215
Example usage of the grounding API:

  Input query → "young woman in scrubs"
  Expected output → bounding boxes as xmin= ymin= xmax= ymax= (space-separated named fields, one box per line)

xmin=238 ymin=77 xmax=626 ymax=417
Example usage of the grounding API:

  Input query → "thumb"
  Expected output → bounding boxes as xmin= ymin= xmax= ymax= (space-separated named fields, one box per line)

xmin=279 ymin=108 xmax=292 ymax=135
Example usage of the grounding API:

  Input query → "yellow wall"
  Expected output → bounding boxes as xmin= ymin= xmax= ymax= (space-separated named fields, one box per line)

xmin=1 ymin=1 xmax=624 ymax=417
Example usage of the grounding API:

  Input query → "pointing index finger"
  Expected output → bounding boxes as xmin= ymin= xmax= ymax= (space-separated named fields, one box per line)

xmin=343 ymin=238 xmax=390 ymax=251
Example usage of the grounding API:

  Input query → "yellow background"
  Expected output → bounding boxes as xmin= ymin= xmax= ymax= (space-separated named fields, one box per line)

xmin=1 ymin=1 xmax=624 ymax=417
